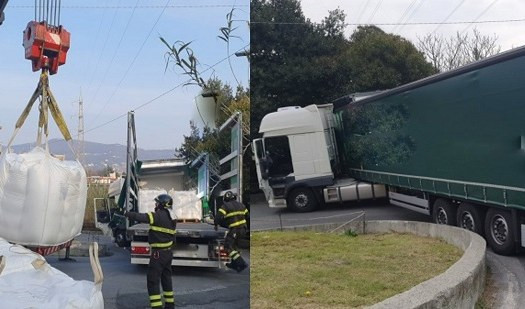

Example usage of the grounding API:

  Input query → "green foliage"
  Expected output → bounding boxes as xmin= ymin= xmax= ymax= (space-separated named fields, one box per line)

xmin=251 ymin=231 xmax=462 ymax=308
xmin=345 ymin=26 xmax=437 ymax=93
xmin=251 ymin=0 xmax=436 ymax=142
xmin=160 ymin=38 xmax=207 ymax=89
xmin=219 ymin=9 xmax=243 ymax=86
xmin=83 ymin=184 xmax=108 ymax=230
xmin=175 ymin=79 xmax=251 ymax=197
xmin=344 ymin=229 xmax=358 ymax=237
xmin=339 ymin=101 xmax=416 ymax=168
xmin=162 ymin=9 xmax=250 ymax=198
xmin=251 ymin=0 xmax=350 ymax=139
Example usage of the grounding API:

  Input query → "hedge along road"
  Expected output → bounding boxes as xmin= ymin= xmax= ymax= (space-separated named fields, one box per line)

xmin=250 ymin=193 xmax=525 ymax=308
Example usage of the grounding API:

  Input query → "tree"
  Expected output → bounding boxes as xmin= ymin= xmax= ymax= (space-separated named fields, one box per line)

xmin=320 ymin=8 xmax=346 ymax=39
xmin=251 ymin=0 xmax=351 ymax=139
xmin=251 ymin=1 xmax=436 ymax=139
xmin=417 ymin=28 xmax=501 ymax=72
xmin=175 ymin=78 xmax=250 ymax=195
xmin=162 ymin=9 xmax=250 ymax=199
xmin=344 ymin=26 xmax=436 ymax=93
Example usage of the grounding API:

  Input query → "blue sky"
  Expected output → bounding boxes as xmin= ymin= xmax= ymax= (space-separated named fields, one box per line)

xmin=0 ymin=0 xmax=249 ymax=150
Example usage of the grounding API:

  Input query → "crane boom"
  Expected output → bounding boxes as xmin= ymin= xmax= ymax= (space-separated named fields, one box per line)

xmin=0 ymin=0 xmax=8 ymax=25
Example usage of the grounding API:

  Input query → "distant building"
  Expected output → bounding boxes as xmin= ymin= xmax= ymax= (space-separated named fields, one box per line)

xmin=88 ymin=175 xmax=118 ymax=185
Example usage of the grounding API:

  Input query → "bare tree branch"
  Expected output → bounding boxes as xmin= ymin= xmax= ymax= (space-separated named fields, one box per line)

xmin=417 ymin=28 xmax=501 ymax=72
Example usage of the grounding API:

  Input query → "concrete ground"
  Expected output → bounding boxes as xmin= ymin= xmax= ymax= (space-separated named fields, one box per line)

xmin=250 ymin=193 xmax=525 ymax=309
xmin=49 ymin=233 xmax=249 ymax=309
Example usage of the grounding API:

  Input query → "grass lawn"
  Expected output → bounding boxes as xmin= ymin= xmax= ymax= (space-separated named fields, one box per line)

xmin=251 ymin=231 xmax=462 ymax=309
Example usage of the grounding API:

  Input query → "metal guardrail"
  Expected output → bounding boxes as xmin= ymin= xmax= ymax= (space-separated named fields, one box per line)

xmin=252 ymin=211 xmax=366 ymax=232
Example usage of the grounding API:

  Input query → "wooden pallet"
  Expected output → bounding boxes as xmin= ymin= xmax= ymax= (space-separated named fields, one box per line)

xmin=176 ymin=218 xmax=201 ymax=223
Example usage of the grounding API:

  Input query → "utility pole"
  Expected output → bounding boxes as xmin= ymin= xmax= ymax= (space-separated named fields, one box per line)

xmin=78 ymin=92 xmax=85 ymax=167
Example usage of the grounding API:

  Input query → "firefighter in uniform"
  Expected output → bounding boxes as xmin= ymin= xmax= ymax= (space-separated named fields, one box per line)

xmin=125 ymin=194 xmax=176 ymax=309
xmin=215 ymin=191 xmax=248 ymax=272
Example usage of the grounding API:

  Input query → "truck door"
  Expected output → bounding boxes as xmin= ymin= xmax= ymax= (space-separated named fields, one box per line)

xmin=252 ymin=138 xmax=275 ymax=203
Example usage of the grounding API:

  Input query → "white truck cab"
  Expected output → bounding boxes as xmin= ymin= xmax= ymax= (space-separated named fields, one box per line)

xmin=253 ymin=104 xmax=385 ymax=212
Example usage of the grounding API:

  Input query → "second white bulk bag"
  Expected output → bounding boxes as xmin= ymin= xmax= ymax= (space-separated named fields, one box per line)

xmin=0 ymin=147 xmax=87 ymax=246
xmin=0 ymin=237 xmax=104 ymax=309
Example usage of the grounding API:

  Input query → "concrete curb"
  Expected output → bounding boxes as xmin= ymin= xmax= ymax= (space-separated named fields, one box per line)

xmin=257 ymin=220 xmax=486 ymax=309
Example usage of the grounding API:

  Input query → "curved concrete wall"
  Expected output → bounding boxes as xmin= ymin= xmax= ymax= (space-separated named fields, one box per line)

xmin=260 ymin=220 xmax=486 ymax=309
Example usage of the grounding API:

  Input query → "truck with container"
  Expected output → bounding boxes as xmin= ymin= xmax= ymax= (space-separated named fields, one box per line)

xmin=101 ymin=112 xmax=229 ymax=267
xmin=253 ymin=46 xmax=525 ymax=255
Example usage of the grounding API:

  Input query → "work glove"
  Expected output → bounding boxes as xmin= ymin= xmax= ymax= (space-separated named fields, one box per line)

xmin=203 ymin=215 xmax=214 ymax=225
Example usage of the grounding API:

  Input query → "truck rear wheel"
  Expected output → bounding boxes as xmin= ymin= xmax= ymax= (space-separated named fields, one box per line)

xmin=432 ymin=198 xmax=457 ymax=226
xmin=485 ymin=208 xmax=515 ymax=255
xmin=287 ymin=188 xmax=318 ymax=212
xmin=456 ymin=202 xmax=485 ymax=235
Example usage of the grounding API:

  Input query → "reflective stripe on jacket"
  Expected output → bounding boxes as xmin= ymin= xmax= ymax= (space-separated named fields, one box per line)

xmin=127 ymin=208 xmax=176 ymax=249
xmin=215 ymin=200 xmax=248 ymax=229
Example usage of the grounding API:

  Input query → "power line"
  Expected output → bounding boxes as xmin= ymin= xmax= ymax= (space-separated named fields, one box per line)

xmin=356 ymin=0 xmax=372 ymax=24
xmin=84 ymin=1 xmax=122 ymax=102
xmin=392 ymin=0 xmax=418 ymax=32
xmin=88 ymin=0 xmax=140 ymax=109
xmin=9 ymin=4 xmax=248 ymax=9
xmin=84 ymin=43 xmax=249 ymax=134
xmin=397 ymin=0 xmax=425 ymax=32
xmin=367 ymin=0 xmax=384 ymax=24
xmin=79 ymin=6 xmax=108 ymax=91
xmin=250 ymin=18 xmax=525 ymax=26
xmin=134 ymin=43 xmax=249 ymax=112
xmin=90 ymin=0 xmax=171 ymax=127
xmin=433 ymin=0 xmax=466 ymax=33
xmin=461 ymin=0 xmax=500 ymax=34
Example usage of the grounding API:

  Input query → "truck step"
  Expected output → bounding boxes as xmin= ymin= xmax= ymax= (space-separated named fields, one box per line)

xmin=325 ymin=188 xmax=340 ymax=202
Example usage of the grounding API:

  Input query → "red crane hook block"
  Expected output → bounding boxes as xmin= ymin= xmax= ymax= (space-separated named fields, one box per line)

xmin=23 ymin=21 xmax=70 ymax=75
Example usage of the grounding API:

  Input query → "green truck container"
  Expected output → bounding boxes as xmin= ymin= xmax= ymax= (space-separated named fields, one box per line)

xmin=254 ymin=46 xmax=525 ymax=255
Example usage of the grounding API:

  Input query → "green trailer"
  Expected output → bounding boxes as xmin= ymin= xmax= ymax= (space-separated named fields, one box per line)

xmin=254 ymin=46 xmax=525 ymax=255
xmin=335 ymin=46 xmax=525 ymax=208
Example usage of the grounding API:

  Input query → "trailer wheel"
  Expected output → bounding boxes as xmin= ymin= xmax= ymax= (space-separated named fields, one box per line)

xmin=287 ymin=188 xmax=318 ymax=212
xmin=485 ymin=208 xmax=515 ymax=255
xmin=456 ymin=203 xmax=485 ymax=235
xmin=432 ymin=199 xmax=457 ymax=226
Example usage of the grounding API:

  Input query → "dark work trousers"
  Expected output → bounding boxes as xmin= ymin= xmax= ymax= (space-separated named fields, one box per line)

xmin=147 ymin=249 xmax=174 ymax=309
xmin=225 ymin=226 xmax=247 ymax=253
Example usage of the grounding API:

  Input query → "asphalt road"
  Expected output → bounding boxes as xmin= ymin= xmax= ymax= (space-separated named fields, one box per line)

xmin=49 ymin=240 xmax=249 ymax=309
xmin=250 ymin=193 xmax=525 ymax=309
xmin=251 ymin=193 xmax=430 ymax=231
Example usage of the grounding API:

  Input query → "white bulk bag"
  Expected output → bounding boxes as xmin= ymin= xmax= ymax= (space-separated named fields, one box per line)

xmin=138 ymin=189 xmax=202 ymax=220
xmin=0 ymin=147 xmax=87 ymax=246
xmin=138 ymin=189 xmax=167 ymax=214
xmin=0 ymin=237 xmax=104 ymax=308
xmin=169 ymin=189 xmax=202 ymax=220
